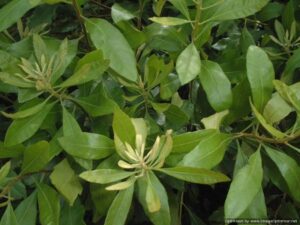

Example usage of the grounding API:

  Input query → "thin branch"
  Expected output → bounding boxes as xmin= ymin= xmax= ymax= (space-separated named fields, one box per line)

xmin=0 ymin=95 xmax=14 ymax=104
xmin=236 ymin=132 xmax=300 ymax=144
xmin=72 ymin=0 xmax=91 ymax=50
xmin=0 ymin=170 xmax=51 ymax=199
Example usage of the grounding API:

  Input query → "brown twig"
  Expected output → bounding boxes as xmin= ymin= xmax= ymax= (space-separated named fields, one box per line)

xmin=72 ymin=0 xmax=91 ymax=50
xmin=236 ymin=132 xmax=300 ymax=144
xmin=0 ymin=170 xmax=51 ymax=199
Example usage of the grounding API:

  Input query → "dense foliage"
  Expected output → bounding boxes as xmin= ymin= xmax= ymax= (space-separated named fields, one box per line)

xmin=0 ymin=0 xmax=300 ymax=224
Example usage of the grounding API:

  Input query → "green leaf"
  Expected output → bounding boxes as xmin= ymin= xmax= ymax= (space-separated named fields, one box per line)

xmin=0 ymin=203 xmax=19 ymax=225
xmin=149 ymin=17 xmax=190 ymax=26
xmin=15 ymin=192 xmax=37 ymax=225
xmin=199 ymin=60 xmax=233 ymax=111
xmin=201 ymin=110 xmax=229 ymax=130
xmin=179 ymin=132 xmax=232 ymax=169
xmin=240 ymin=27 xmax=255 ymax=54
xmin=50 ymin=159 xmax=83 ymax=206
xmin=0 ymin=142 xmax=24 ymax=159
xmin=37 ymin=184 xmax=60 ymax=225
xmin=156 ymin=167 xmax=230 ymax=184
xmin=164 ymin=105 xmax=189 ymax=130
xmin=21 ymin=141 xmax=50 ymax=175
xmin=59 ymin=132 xmax=114 ymax=160
xmin=1 ymin=99 xmax=48 ymax=119
xmin=57 ymin=60 xmax=109 ymax=88
xmin=80 ymin=169 xmax=135 ymax=184
xmin=85 ymin=18 xmax=138 ymax=82
xmin=18 ymin=89 xmax=42 ymax=103
xmin=0 ymin=72 xmax=35 ymax=88
xmin=250 ymin=101 xmax=286 ymax=139
xmin=113 ymin=108 xmax=136 ymax=147
xmin=59 ymin=200 xmax=86 ymax=225
xmin=257 ymin=2 xmax=284 ymax=22
xmin=131 ymin=118 xmax=148 ymax=144
xmin=172 ymin=129 xmax=215 ymax=153
xmin=239 ymin=188 xmax=267 ymax=222
xmin=104 ymin=185 xmax=134 ymax=225
xmin=4 ymin=101 xmax=56 ymax=146
xmin=90 ymin=183 xmax=117 ymax=219
xmin=50 ymin=38 xmax=79 ymax=84
xmin=246 ymin=46 xmax=274 ymax=112
xmin=137 ymin=171 xmax=171 ymax=225
xmin=146 ymin=172 xmax=161 ymax=212
xmin=168 ymin=0 xmax=190 ymax=19
xmin=176 ymin=43 xmax=201 ymax=85
xmin=0 ymin=161 xmax=11 ymax=182
xmin=225 ymin=78 xmax=252 ymax=124
xmin=105 ymin=176 xmax=136 ymax=191
xmin=73 ymin=91 xmax=117 ymax=117
xmin=282 ymin=48 xmax=300 ymax=83
xmin=201 ymin=0 xmax=269 ymax=23
xmin=273 ymin=80 xmax=300 ymax=113
xmin=263 ymin=82 xmax=300 ymax=123
xmin=111 ymin=3 xmax=136 ymax=23
xmin=263 ymin=92 xmax=293 ymax=124
xmin=265 ymin=146 xmax=300 ymax=202
xmin=62 ymin=107 xmax=81 ymax=136
xmin=224 ymin=150 xmax=263 ymax=219
xmin=0 ymin=0 xmax=41 ymax=32
xmin=74 ymin=49 xmax=105 ymax=71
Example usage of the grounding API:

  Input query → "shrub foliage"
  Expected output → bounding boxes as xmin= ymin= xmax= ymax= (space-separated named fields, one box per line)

xmin=0 ymin=0 xmax=300 ymax=224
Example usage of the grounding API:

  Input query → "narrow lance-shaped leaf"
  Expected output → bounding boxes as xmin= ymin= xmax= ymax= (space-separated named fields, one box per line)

xmin=15 ymin=192 xmax=37 ymax=225
xmin=201 ymin=0 xmax=269 ymax=23
xmin=62 ymin=107 xmax=81 ymax=136
xmin=0 ymin=203 xmax=19 ymax=225
xmin=225 ymin=150 xmax=263 ymax=219
xmin=80 ymin=169 xmax=136 ymax=184
xmin=0 ymin=161 xmax=11 ymax=182
xmin=199 ymin=60 xmax=232 ymax=111
xmin=168 ymin=0 xmax=190 ymax=19
xmin=85 ymin=18 xmax=138 ymax=82
xmin=1 ymin=99 xmax=48 ymax=119
xmin=105 ymin=176 xmax=136 ymax=191
xmin=4 ymin=101 xmax=56 ymax=147
xmin=37 ymin=184 xmax=60 ymax=225
xmin=149 ymin=17 xmax=190 ymax=26
xmin=264 ymin=146 xmax=300 ymax=202
xmin=72 ymin=90 xmax=117 ymax=117
xmin=21 ymin=141 xmax=50 ymax=175
xmin=113 ymin=108 xmax=136 ymax=147
xmin=201 ymin=110 xmax=229 ymax=130
xmin=0 ymin=72 xmax=35 ymax=88
xmin=137 ymin=171 xmax=171 ymax=225
xmin=179 ymin=132 xmax=232 ymax=169
xmin=156 ymin=167 xmax=230 ymax=184
xmin=239 ymin=189 xmax=267 ymax=221
xmin=250 ymin=101 xmax=286 ymax=139
xmin=172 ymin=129 xmax=215 ymax=153
xmin=59 ymin=200 xmax=86 ymax=225
xmin=57 ymin=60 xmax=109 ymax=88
xmin=176 ymin=43 xmax=201 ymax=85
xmin=273 ymin=80 xmax=300 ymax=112
xmin=59 ymin=132 xmax=114 ymax=160
xmin=0 ymin=0 xmax=41 ymax=32
xmin=104 ymin=184 xmax=134 ymax=225
xmin=111 ymin=3 xmax=136 ymax=23
xmin=146 ymin=172 xmax=161 ymax=212
xmin=246 ymin=45 xmax=274 ymax=112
